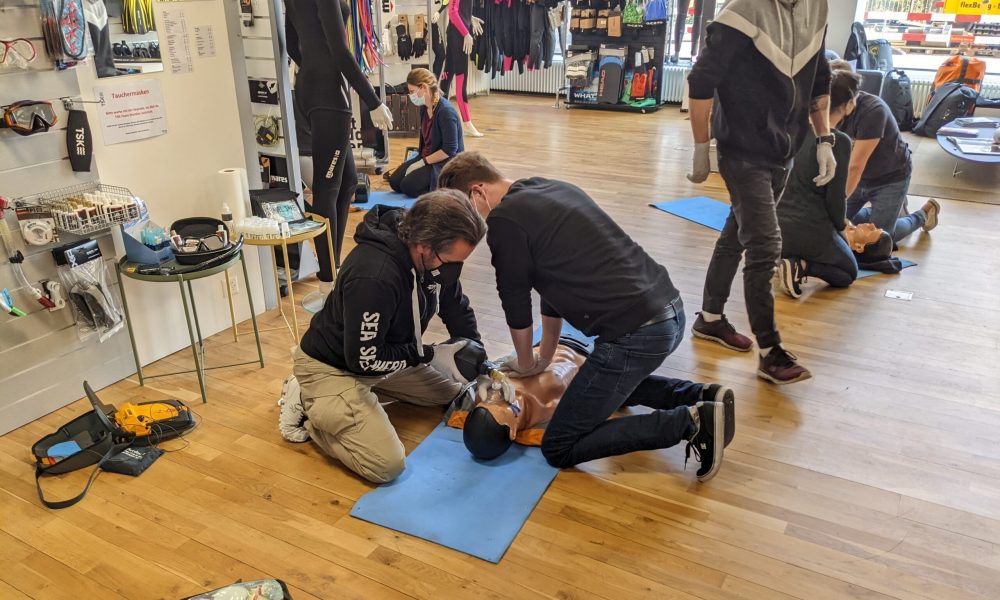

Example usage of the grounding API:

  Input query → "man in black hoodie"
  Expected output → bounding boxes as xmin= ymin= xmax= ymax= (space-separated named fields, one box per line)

xmin=285 ymin=190 xmax=487 ymax=483
xmin=686 ymin=0 xmax=833 ymax=385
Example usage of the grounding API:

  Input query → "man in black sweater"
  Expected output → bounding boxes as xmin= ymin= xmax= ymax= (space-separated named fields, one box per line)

xmin=440 ymin=152 xmax=733 ymax=482
xmin=283 ymin=190 xmax=488 ymax=483
xmin=686 ymin=0 xmax=832 ymax=385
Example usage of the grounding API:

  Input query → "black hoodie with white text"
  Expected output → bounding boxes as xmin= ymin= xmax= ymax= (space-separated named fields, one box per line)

xmin=299 ymin=206 xmax=480 ymax=376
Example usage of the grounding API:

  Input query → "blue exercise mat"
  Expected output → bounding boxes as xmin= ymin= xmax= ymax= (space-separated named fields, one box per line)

xmin=857 ymin=258 xmax=917 ymax=279
xmin=532 ymin=320 xmax=596 ymax=352
xmin=350 ymin=423 xmax=558 ymax=563
xmin=650 ymin=197 xmax=731 ymax=231
xmin=353 ymin=191 xmax=417 ymax=210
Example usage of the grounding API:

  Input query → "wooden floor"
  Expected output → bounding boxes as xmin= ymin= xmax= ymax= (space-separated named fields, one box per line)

xmin=3 ymin=94 xmax=1000 ymax=600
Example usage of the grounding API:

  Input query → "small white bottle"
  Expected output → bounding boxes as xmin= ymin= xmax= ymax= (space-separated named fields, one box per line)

xmin=221 ymin=202 xmax=234 ymax=232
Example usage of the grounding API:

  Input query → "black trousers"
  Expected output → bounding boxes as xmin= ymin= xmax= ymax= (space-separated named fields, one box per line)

xmin=308 ymin=109 xmax=356 ymax=281
xmin=674 ymin=0 xmax=705 ymax=56
xmin=389 ymin=157 xmax=435 ymax=198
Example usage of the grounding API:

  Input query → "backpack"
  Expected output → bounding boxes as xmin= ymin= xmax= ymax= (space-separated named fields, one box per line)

xmin=869 ymin=39 xmax=893 ymax=71
xmin=913 ymin=82 xmax=978 ymax=137
xmin=881 ymin=69 xmax=916 ymax=132
xmin=844 ymin=22 xmax=875 ymax=70
xmin=931 ymin=54 xmax=986 ymax=98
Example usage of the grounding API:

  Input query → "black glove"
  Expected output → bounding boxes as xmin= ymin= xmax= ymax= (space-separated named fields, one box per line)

xmin=413 ymin=33 xmax=427 ymax=58
xmin=396 ymin=24 xmax=413 ymax=61
xmin=449 ymin=338 xmax=488 ymax=382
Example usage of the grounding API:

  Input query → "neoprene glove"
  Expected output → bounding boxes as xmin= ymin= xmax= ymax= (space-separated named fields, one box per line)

xmin=396 ymin=24 xmax=413 ymax=60
xmin=413 ymin=34 xmax=427 ymax=58
xmin=814 ymin=141 xmax=837 ymax=186
xmin=370 ymin=104 xmax=394 ymax=130
xmin=462 ymin=33 xmax=473 ymax=55
xmin=687 ymin=141 xmax=711 ymax=183
xmin=499 ymin=351 xmax=550 ymax=379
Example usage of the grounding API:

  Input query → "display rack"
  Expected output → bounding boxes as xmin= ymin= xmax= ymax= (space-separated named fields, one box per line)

xmin=565 ymin=17 xmax=670 ymax=113
xmin=15 ymin=183 xmax=146 ymax=236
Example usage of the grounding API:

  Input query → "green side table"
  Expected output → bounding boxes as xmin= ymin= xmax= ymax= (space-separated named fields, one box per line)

xmin=115 ymin=250 xmax=264 ymax=403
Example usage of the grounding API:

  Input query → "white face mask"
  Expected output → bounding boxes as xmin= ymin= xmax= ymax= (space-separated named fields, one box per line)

xmin=409 ymin=92 xmax=425 ymax=106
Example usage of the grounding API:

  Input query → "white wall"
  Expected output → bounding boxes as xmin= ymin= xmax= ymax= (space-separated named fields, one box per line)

xmin=77 ymin=0 xmax=267 ymax=365
xmin=826 ymin=0 xmax=866 ymax=58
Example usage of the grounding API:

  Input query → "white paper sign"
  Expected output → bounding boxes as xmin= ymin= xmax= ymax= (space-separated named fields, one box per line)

xmin=885 ymin=290 xmax=913 ymax=301
xmin=163 ymin=10 xmax=193 ymax=74
xmin=194 ymin=25 xmax=216 ymax=58
xmin=94 ymin=79 xmax=168 ymax=145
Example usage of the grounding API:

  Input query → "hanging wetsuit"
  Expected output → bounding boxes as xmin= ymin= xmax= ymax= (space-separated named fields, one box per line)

xmin=440 ymin=0 xmax=474 ymax=123
xmin=285 ymin=0 xmax=381 ymax=280
xmin=674 ymin=0 xmax=705 ymax=59
xmin=432 ymin=6 xmax=447 ymax=80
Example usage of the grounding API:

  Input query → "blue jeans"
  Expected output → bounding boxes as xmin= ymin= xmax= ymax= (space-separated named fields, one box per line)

xmin=541 ymin=298 xmax=704 ymax=468
xmin=783 ymin=229 xmax=858 ymax=288
xmin=847 ymin=174 xmax=925 ymax=243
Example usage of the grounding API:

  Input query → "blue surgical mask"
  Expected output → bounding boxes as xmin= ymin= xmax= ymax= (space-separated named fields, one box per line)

xmin=409 ymin=92 xmax=425 ymax=106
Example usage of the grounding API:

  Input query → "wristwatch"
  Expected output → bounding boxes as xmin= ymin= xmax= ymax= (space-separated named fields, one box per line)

xmin=817 ymin=133 xmax=836 ymax=147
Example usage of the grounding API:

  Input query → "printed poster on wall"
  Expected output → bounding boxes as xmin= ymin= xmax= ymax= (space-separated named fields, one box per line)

xmin=94 ymin=79 xmax=168 ymax=145
xmin=943 ymin=0 xmax=1000 ymax=15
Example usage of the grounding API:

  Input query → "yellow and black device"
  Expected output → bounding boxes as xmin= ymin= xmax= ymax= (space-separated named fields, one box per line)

xmin=113 ymin=399 xmax=195 ymax=443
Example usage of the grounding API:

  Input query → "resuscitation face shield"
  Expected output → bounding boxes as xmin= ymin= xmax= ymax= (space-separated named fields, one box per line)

xmin=3 ymin=101 xmax=58 ymax=136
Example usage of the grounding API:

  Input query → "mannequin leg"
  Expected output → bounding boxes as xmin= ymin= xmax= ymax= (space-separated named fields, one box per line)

xmin=673 ymin=0 xmax=691 ymax=60
xmin=307 ymin=109 xmax=354 ymax=281
xmin=691 ymin=0 xmax=706 ymax=58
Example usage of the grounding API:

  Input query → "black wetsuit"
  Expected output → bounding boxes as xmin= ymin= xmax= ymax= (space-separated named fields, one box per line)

xmin=286 ymin=0 xmax=380 ymax=279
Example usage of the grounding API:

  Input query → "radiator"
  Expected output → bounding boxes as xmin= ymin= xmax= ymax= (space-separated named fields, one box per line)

xmin=490 ymin=64 xmax=566 ymax=94
xmin=660 ymin=65 xmax=690 ymax=103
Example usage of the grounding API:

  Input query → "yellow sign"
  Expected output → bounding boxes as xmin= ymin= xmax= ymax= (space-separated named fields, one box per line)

xmin=943 ymin=0 xmax=1000 ymax=15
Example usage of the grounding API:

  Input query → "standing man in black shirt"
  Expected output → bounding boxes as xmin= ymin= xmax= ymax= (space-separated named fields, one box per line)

xmin=439 ymin=152 xmax=733 ymax=481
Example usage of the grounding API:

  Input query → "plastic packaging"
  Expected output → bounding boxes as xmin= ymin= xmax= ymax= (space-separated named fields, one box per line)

xmin=52 ymin=240 xmax=124 ymax=342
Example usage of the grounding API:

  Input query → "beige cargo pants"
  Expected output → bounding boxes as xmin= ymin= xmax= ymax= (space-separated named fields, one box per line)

xmin=293 ymin=347 xmax=463 ymax=483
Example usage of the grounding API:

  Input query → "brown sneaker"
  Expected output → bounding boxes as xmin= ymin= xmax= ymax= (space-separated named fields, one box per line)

xmin=921 ymin=198 xmax=940 ymax=232
xmin=757 ymin=346 xmax=812 ymax=385
xmin=692 ymin=313 xmax=753 ymax=352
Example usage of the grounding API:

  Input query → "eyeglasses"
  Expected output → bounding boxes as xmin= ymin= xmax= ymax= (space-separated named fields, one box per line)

xmin=0 ymin=39 xmax=36 ymax=70
xmin=2 ymin=101 xmax=57 ymax=137
xmin=181 ymin=234 xmax=227 ymax=253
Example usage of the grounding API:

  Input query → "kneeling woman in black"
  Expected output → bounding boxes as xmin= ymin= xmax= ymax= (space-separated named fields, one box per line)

xmin=389 ymin=68 xmax=465 ymax=198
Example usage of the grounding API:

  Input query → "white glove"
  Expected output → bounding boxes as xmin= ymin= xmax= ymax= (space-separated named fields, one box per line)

xmin=814 ymin=141 xmax=837 ymax=186
xmin=476 ymin=378 xmax=519 ymax=418
xmin=370 ymin=103 xmax=393 ymax=130
xmin=462 ymin=33 xmax=473 ymax=55
xmin=471 ymin=16 xmax=484 ymax=36
xmin=405 ymin=158 xmax=426 ymax=177
xmin=686 ymin=142 xmax=711 ymax=183
xmin=428 ymin=340 xmax=470 ymax=382
xmin=499 ymin=351 xmax=550 ymax=379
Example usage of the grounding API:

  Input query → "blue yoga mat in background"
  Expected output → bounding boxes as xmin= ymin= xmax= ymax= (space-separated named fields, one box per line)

xmin=857 ymin=258 xmax=917 ymax=279
xmin=350 ymin=423 xmax=558 ymax=563
xmin=353 ymin=191 xmax=417 ymax=210
xmin=650 ymin=197 xmax=731 ymax=231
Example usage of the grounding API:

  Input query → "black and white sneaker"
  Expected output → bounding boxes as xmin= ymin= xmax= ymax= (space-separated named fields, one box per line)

xmin=777 ymin=258 xmax=804 ymax=299
xmin=701 ymin=384 xmax=735 ymax=447
xmin=278 ymin=374 xmax=310 ymax=443
xmin=685 ymin=401 xmax=725 ymax=482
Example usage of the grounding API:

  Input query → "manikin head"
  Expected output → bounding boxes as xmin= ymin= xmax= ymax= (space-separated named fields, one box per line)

xmin=463 ymin=380 xmax=518 ymax=460
xmin=438 ymin=152 xmax=510 ymax=218
xmin=406 ymin=68 xmax=440 ymax=108
xmin=396 ymin=189 xmax=486 ymax=283
xmin=829 ymin=68 xmax=862 ymax=128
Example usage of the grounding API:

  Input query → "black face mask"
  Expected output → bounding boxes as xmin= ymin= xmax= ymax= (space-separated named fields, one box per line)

xmin=428 ymin=261 xmax=463 ymax=286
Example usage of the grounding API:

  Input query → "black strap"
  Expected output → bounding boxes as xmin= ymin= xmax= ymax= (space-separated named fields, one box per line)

xmin=34 ymin=442 xmax=131 ymax=510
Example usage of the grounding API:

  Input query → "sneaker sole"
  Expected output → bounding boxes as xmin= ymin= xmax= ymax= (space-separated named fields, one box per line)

xmin=713 ymin=386 xmax=736 ymax=447
xmin=697 ymin=401 xmax=725 ymax=482
xmin=922 ymin=199 xmax=940 ymax=232
xmin=691 ymin=328 xmax=753 ymax=353
xmin=778 ymin=260 xmax=802 ymax=299
xmin=756 ymin=368 xmax=813 ymax=385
